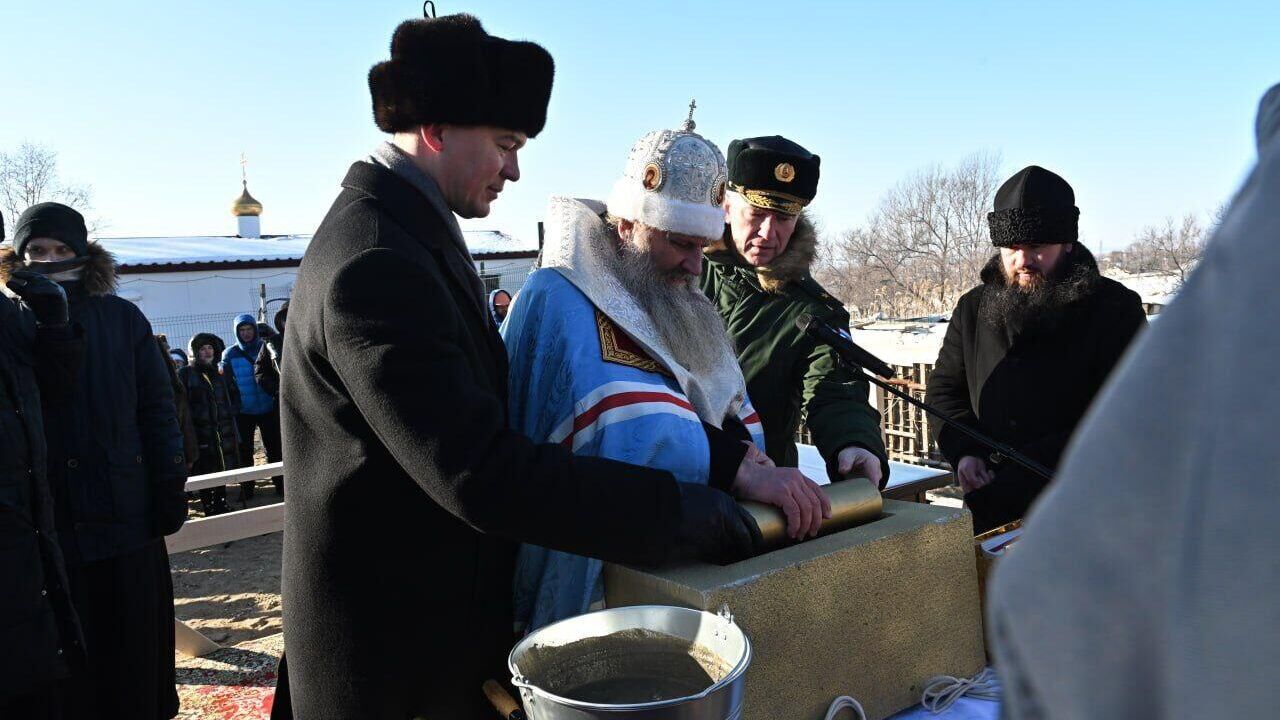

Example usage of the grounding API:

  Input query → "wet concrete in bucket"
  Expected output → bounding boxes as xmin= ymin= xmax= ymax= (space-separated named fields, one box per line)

xmin=519 ymin=629 xmax=734 ymax=704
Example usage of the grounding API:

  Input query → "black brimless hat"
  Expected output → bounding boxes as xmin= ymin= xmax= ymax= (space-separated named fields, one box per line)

xmin=368 ymin=14 xmax=555 ymax=138
xmin=13 ymin=202 xmax=89 ymax=258
xmin=987 ymin=166 xmax=1079 ymax=247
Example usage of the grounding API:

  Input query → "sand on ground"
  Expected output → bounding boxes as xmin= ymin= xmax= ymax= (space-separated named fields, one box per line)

xmin=171 ymin=441 xmax=286 ymax=648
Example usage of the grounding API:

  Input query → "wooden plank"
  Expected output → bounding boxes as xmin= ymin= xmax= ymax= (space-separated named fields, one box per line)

xmin=882 ymin=471 xmax=954 ymax=502
xmin=165 ymin=502 xmax=285 ymax=554
xmin=174 ymin=619 xmax=222 ymax=658
xmin=184 ymin=462 xmax=284 ymax=492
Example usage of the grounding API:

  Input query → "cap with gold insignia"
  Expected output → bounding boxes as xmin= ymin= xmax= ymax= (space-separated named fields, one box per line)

xmin=726 ymin=135 xmax=820 ymax=216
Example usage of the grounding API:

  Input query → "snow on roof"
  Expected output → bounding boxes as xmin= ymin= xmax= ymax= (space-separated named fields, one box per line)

xmin=464 ymin=230 xmax=539 ymax=255
xmin=96 ymin=230 xmax=538 ymax=268
xmin=96 ymin=235 xmax=313 ymax=267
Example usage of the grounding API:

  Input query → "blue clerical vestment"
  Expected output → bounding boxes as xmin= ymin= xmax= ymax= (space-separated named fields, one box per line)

xmin=503 ymin=268 xmax=764 ymax=631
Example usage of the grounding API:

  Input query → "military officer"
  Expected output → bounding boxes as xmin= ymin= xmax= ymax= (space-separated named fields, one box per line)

xmin=702 ymin=136 xmax=889 ymax=486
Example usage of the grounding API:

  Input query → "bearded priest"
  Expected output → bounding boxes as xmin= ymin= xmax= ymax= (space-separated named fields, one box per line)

xmin=503 ymin=109 xmax=831 ymax=632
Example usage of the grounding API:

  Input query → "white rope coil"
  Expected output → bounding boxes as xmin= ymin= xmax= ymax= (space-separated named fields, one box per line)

xmin=826 ymin=668 xmax=998 ymax=719
xmin=824 ymin=695 xmax=867 ymax=720
xmin=920 ymin=667 xmax=1001 ymax=714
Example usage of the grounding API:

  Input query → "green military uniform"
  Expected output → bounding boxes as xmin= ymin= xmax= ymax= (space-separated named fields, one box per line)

xmin=704 ymin=136 xmax=888 ymax=482
xmin=701 ymin=221 xmax=888 ymax=481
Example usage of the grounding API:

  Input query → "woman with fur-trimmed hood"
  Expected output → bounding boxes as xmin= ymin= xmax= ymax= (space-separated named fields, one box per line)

xmin=180 ymin=332 xmax=242 ymax=515
xmin=1 ymin=202 xmax=185 ymax=719
xmin=702 ymin=136 xmax=889 ymax=486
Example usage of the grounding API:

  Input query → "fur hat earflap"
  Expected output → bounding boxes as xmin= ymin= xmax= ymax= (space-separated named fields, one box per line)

xmin=368 ymin=14 xmax=554 ymax=138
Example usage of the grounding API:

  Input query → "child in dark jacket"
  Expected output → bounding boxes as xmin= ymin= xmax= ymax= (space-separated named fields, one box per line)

xmin=180 ymin=332 xmax=242 ymax=515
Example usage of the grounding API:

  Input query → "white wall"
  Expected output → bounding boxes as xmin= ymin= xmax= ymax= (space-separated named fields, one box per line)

xmin=117 ymin=267 xmax=299 ymax=346
xmin=119 ymin=256 xmax=538 ymax=347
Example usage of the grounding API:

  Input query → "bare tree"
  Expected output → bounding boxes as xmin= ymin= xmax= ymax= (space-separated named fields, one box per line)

xmin=0 ymin=142 xmax=97 ymax=238
xmin=815 ymin=151 xmax=1002 ymax=318
xmin=1125 ymin=213 xmax=1205 ymax=284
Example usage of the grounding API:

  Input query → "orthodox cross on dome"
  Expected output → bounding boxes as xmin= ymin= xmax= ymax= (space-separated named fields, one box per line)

xmin=683 ymin=99 xmax=697 ymax=132
xmin=232 ymin=152 xmax=263 ymax=218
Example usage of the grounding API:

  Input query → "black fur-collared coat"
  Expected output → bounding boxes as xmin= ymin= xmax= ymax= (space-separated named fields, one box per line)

xmin=0 ymin=244 xmax=187 ymax=560
xmin=278 ymin=161 xmax=691 ymax=719
xmin=925 ymin=246 xmax=1146 ymax=532
xmin=1 ymin=242 xmax=186 ymax=719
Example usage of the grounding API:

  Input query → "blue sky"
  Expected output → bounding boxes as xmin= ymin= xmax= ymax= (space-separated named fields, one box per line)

xmin=2 ymin=0 xmax=1275 ymax=254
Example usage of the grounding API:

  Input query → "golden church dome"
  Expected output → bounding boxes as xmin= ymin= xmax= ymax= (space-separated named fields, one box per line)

xmin=231 ymin=181 xmax=263 ymax=217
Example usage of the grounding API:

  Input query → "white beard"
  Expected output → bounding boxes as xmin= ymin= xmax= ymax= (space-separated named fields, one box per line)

xmin=540 ymin=196 xmax=749 ymax=428
xmin=612 ymin=241 xmax=737 ymax=379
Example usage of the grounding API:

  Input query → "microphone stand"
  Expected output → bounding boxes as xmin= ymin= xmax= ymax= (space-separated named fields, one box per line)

xmin=839 ymin=358 xmax=1055 ymax=482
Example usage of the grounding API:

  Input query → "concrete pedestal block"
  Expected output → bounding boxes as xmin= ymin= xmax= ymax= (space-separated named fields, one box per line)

xmin=603 ymin=499 xmax=985 ymax=720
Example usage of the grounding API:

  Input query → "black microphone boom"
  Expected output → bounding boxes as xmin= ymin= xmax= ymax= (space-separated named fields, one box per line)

xmin=794 ymin=313 xmax=1054 ymax=482
xmin=795 ymin=313 xmax=895 ymax=378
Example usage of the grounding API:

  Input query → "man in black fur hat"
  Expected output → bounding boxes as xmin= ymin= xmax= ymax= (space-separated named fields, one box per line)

xmin=277 ymin=15 xmax=760 ymax=718
xmin=924 ymin=165 xmax=1146 ymax=533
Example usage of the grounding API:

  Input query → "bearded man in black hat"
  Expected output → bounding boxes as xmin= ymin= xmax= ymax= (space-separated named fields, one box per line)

xmin=703 ymin=136 xmax=890 ymax=487
xmin=277 ymin=15 xmax=760 ymax=718
xmin=924 ymin=165 xmax=1146 ymax=533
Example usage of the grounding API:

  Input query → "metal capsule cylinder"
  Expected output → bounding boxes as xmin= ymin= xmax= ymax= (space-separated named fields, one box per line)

xmin=739 ymin=478 xmax=883 ymax=550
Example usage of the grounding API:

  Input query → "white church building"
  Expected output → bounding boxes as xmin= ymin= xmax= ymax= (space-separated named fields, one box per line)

xmin=95 ymin=180 xmax=539 ymax=346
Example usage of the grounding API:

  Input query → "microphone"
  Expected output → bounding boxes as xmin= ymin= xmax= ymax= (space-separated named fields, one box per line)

xmin=795 ymin=313 xmax=895 ymax=379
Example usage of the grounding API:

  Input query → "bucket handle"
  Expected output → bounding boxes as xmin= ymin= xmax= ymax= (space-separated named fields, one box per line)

xmin=510 ymin=673 xmax=533 ymax=691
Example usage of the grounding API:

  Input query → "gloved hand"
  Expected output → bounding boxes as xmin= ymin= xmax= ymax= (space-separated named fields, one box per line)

xmin=6 ymin=270 xmax=69 ymax=327
xmin=153 ymin=488 xmax=191 ymax=537
xmin=153 ymin=456 xmax=192 ymax=537
xmin=673 ymin=483 xmax=763 ymax=565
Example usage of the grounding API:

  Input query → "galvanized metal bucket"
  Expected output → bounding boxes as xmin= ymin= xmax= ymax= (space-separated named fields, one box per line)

xmin=509 ymin=605 xmax=751 ymax=720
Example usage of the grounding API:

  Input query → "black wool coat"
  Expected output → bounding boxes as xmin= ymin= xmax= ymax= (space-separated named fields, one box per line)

xmin=925 ymin=247 xmax=1146 ymax=532
xmin=0 ymin=295 xmax=86 ymax=700
xmin=279 ymin=162 xmax=686 ymax=719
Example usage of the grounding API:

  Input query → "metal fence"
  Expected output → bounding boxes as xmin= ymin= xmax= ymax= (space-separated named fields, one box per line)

xmin=151 ymin=312 xmax=247 ymax=349
xmin=877 ymin=362 xmax=948 ymax=468
xmin=795 ymin=362 xmax=948 ymax=469
xmin=151 ymin=304 xmax=289 ymax=350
